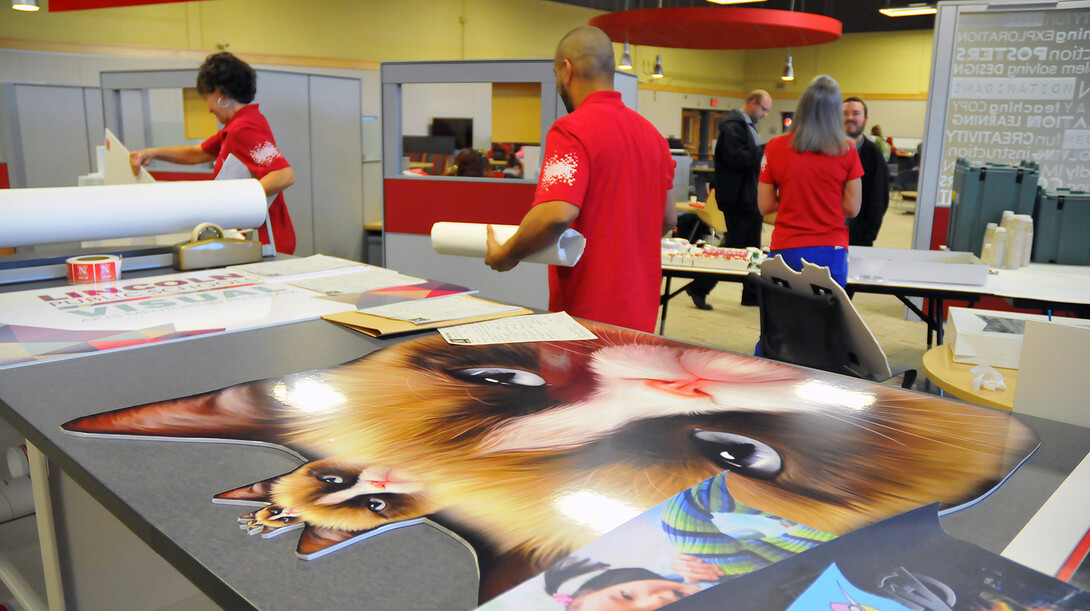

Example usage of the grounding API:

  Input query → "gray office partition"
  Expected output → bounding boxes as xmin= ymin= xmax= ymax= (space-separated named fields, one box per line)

xmin=0 ymin=83 xmax=97 ymax=189
xmin=380 ymin=60 xmax=639 ymax=310
xmin=99 ymin=68 xmax=363 ymax=260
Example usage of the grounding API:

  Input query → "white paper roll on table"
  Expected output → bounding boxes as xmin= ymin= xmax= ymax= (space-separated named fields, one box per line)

xmin=0 ymin=476 xmax=33 ymax=524
xmin=0 ymin=179 xmax=268 ymax=248
xmin=431 ymin=222 xmax=585 ymax=267
xmin=6 ymin=445 xmax=29 ymax=479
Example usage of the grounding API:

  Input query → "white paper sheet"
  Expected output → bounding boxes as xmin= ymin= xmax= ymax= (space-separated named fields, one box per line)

xmin=289 ymin=268 xmax=426 ymax=296
xmin=431 ymin=222 xmax=585 ymax=267
xmin=0 ymin=180 xmax=268 ymax=247
xmin=439 ymin=312 xmax=596 ymax=345
xmin=229 ymin=254 xmax=365 ymax=279
xmin=361 ymin=295 xmax=523 ymax=325
xmin=103 ymin=128 xmax=155 ymax=185
xmin=217 ymin=153 xmax=251 ymax=180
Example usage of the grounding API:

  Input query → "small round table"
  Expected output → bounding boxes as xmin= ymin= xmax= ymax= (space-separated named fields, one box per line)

xmin=921 ymin=344 xmax=1019 ymax=410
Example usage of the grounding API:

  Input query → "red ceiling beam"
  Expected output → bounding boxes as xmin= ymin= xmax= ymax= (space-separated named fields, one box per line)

xmin=49 ymin=0 xmax=212 ymax=11
xmin=589 ymin=7 xmax=842 ymax=50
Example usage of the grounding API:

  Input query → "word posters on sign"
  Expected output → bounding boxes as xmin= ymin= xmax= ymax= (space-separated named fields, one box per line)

xmin=939 ymin=6 xmax=1090 ymax=207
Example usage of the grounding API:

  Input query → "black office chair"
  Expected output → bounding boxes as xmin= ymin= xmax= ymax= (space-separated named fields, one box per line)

xmin=891 ymin=167 xmax=919 ymax=214
xmin=746 ymin=274 xmax=917 ymax=388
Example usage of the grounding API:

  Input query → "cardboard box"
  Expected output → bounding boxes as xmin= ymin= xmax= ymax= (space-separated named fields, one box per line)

xmin=849 ymin=247 xmax=990 ymax=286
xmin=947 ymin=307 xmax=1090 ymax=369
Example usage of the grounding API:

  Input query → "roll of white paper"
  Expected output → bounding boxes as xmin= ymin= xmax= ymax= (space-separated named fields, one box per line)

xmin=0 ymin=476 xmax=33 ymax=524
xmin=990 ymin=227 xmax=1007 ymax=268
xmin=5 ymin=445 xmax=28 ymax=479
xmin=0 ymin=180 xmax=268 ymax=248
xmin=431 ymin=222 xmax=585 ymax=267
xmin=1001 ymin=214 xmax=1032 ymax=270
xmin=1003 ymin=229 xmax=1024 ymax=270
xmin=1017 ymin=214 xmax=1034 ymax=267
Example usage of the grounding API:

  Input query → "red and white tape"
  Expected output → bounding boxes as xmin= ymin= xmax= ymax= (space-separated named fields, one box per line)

xmin=65 ymin=254 xmax=122 ymax=284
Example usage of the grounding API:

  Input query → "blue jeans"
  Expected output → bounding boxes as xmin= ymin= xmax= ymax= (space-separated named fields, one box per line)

xmin=768 ymin=246 xmax=849 ymax=287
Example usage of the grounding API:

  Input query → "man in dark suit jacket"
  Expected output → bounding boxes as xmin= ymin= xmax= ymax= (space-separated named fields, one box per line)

xmin=686 ymin=90 xmax=771 ymax=309
xmin=843 ymin=96 xmax=891 ymax=247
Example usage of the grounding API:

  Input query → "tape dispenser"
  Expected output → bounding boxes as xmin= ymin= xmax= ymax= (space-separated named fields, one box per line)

xmin=173 ymin=222 xmax=263 ymax=270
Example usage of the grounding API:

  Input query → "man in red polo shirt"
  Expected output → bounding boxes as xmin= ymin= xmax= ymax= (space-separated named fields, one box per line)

xmin=485 ymin=26 xmax=676 ymax=333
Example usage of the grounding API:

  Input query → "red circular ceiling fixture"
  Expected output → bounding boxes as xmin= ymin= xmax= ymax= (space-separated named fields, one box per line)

xmin=589 ymin=7 xmax=842 ymax=50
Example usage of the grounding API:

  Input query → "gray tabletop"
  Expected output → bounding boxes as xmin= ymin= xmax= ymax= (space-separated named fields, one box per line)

xmin=1 ymin=314 xmax=1087 ymax=610
xmin=0 ymin=320 xmax=480 ymax=610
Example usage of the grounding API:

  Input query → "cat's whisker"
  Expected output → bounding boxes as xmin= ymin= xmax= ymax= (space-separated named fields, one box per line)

xmin=820 ymin=407 xmax=1001 ymax=454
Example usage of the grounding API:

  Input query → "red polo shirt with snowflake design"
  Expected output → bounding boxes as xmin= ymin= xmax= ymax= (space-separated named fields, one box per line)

xmin=532 ymin=91 xmax=674 ymax=332
xmin=201 ymin=104 xmax=296 ymax=254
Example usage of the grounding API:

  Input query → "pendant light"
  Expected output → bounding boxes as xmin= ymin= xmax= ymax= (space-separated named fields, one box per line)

xmin=12 ymin=0 xmax=39 ymax=11
xmin=781 ymin=53 xmax=794 ymax=81
xmin=652 ymin=55 xmax=664 ymax=79
xmin=779 ymin=0 xmax=796 ymax=81
xmin=619 ymin=42 xmax=633 ymax=70
xmin=879 ymin=3 xmax=936 ymax=17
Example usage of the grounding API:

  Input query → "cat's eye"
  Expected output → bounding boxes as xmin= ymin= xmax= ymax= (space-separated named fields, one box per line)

xmin=267 ymin=507 xmax=283 ymax=517
xmin=690 ymin=429 xmax=783 ymax=480
xmin=318 ymin=475 xmax=344 ymax=484
xmin=448 ymin=367 xmax=546 ymax=387
xmin=367 ymin=498 xmax=387 ymax=512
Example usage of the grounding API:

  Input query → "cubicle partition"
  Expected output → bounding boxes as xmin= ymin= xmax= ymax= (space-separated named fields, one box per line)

xmin=99 ymin=69 xmax=364 ymax=261
xmin=381 ymin=60 xmax=638 ymax=309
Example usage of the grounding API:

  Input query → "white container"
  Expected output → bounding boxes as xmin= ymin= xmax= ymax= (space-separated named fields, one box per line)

xmin=849 ymin=247 xmax=990 ymax=286
xmin=947 ymin=307 xmax=1090 ymax=369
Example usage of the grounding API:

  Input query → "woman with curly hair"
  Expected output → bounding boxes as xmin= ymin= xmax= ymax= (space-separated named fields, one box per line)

xmin=130 ymin=51 xmax=297 ymax=254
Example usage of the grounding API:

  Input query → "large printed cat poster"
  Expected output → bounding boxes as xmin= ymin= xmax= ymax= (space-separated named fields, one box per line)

xmin=62 ymin=322 xmax=1039 ymax=602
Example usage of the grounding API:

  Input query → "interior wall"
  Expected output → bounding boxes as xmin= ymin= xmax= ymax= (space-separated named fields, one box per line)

xmin=742 ymin=30 xmax=934 ymax=97
xmin=401 ymin=82 xmax=493 ymax=151
xmin=637 ymin=89 xmax=744 ymax=142
xmin=2 ymin=3 xmax=937 ymax=224
xmin=3 ymin=1 xmax=930 ymax=102
xmin=492 ymin=82 xmax=542 ymax=144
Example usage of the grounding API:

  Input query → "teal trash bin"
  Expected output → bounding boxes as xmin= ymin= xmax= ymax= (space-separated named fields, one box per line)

xmin=947 ymin=158 xmax=1040 ymax=256
xmin=1032 ymin=188 xmax=1090 ymax=265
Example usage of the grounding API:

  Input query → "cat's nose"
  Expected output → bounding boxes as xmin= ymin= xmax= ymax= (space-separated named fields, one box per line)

xmin=646 ymin=377 xmax=710 ymax=398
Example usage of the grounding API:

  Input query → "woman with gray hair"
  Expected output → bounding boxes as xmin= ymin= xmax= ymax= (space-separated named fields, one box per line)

xmin=757 ymin=74 xmax=862 ymax=286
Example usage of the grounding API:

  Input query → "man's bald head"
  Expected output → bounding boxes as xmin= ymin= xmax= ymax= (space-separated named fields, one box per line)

xmin=555 ymin=26 xmax=615 ymax=85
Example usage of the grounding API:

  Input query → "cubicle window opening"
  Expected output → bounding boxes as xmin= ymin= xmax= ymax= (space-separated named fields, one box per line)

xmin=398 ymin=81 xmax=544 ymax=181
xmin=381 ymin=60 xmax=638 ymax=183
xmin=379 ymin=60 xmax=639 ymax=309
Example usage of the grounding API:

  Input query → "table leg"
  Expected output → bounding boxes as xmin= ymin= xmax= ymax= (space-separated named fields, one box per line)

xmin=896 ymin=294 xmax=941 ymax=348
xmin=27 ymin=443 xmax=65 ymax=611
xmin=659 ymin=277 xmax=701 ymax=336
xmin=935 ymin=297 xmax=945 ymax=345
xmin=659 ymin=277 xmax=672 ymax=335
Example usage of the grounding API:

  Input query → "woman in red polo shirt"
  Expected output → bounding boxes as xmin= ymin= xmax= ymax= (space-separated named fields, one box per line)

xmin=130 ymin=52 xmax=296 ymax=254
xmin=757 ymin=75 xmax=862 ymax=286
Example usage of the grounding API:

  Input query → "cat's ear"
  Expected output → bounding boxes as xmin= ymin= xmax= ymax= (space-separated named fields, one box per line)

xmin=61 ymin=382 xmax=285 ymax=443
xmin=296 ymin=525 xmax=367 ymax=560
xmin=213 ymin=476 xmax=280 ymax=504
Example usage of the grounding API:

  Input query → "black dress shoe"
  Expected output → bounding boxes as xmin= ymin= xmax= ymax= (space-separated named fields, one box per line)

xmin=687 ymin=288 xmax=713 ymax=310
